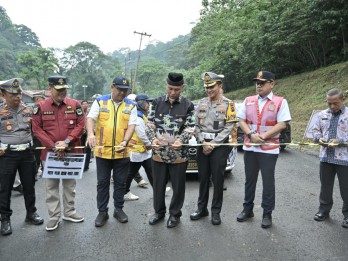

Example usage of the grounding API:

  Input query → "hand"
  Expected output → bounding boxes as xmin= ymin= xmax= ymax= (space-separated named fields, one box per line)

xmin=318 ymin=138 xmax=328 ymax=147
xmin=55 ymin=150 xmax=66 ymax=159
xmin=251 ymin=133 xmax=264 ymax=144
xmin=170 ymin=140 xmax=182 ymax=151
xmin=202 ymin=141 xmax=214 ymax=155
xmin=54 ymin=141 xmax=68 ymax=153
xmin=328 ymin=139 xmax=339 ymax=148
xmin=87 ymin=135 xmax=97 ymax=149
xmin=115 ymin=141 xmax=127 ymax=153
xmin=0 ymin=149 xmax=5 ymax=157
xmin=151 ymin=139 xmax=161 ymax=151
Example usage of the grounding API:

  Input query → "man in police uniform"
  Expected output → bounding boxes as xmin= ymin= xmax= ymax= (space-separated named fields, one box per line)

xmin=236 ymin=71 xmax=291 ymax=228
xmin=0 ymin=78 xmax=44 ymax=236
xmin=86 ymin=76 xmax=137 ymax=227
xmin=190 ymin=72 xmax=236 ymax=225
xmin=146 ymin=72 xmax=195 ymax=228
xmin=32 ymin=75 xmax=85 ymax=231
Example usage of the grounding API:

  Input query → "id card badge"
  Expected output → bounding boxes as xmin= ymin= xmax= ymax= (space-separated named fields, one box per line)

xmin=213 ymin=120 xmax=219 ymax=130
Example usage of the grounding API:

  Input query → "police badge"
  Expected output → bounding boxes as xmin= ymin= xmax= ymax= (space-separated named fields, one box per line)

xmin=33 ymin=105 xmax=39 ymax=115
xmin=76 ymin=108 xmax=83 ymax=116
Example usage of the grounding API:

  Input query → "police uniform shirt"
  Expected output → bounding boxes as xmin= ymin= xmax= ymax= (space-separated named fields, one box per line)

xmin=237 ymin=91 xmax=291 ymax=154
xmin=0 ymin=102 xmax=33 ymax=145
xmin=87 ymin=98 xmax=137 ymax=125
xmin=195 ymin=96 xmax=236 ymax=144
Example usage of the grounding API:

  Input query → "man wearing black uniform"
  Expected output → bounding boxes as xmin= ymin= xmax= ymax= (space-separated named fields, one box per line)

xmin=146 ymin=72 xmax=195 ymax=228
xmin=0 ymin=78 xmax=44 ymax=236
xmin=190 ymin=72 xmax=236 ymax=225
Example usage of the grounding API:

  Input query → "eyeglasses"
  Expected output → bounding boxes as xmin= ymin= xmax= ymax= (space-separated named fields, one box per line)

xmin=255 ymin=81 xmax=272 ymax=86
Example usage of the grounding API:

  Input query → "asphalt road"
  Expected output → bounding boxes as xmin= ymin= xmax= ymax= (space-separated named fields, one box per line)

xmin=1 ymin=148 xmax=348 ymax=261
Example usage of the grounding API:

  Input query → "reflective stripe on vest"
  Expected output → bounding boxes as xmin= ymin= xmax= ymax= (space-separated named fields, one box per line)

xmin=244 ymin=95 xmax=283 ymax=150
xmin=95 ymin=95 xmax=133 ymax=159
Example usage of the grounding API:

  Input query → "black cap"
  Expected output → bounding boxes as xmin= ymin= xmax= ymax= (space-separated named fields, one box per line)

xmin=48 ymin=75 xmax=69 ymax=89
xmin=135 ymin=93 xmax=152 ymax=102
xmin=113 ymin=76 xmax=130 ymax=89
xmin=253 ymin=71 xmax=275 ymax=82
xmin=166 ymin=72 xmax=184 ymax=86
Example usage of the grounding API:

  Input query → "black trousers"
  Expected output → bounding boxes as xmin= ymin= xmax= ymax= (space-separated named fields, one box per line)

xmin=33 ymin=136 xmax=42 ymax=172
xmin=243 ymin=151 xmax=278 ymax=214
xmin=133 ymin=172 xmax=144 ymax=183
xmin=81 ymin=132 xmax=91 ymax=170
xmin=319 ymin=162 xmax=348 ymax=217
xmin=0 ymin=150 xmax=37 ymax=218
xmin=96 ymin=157 xmax=129 ymax=212
xmin=152 ymin=160 xmax=187 ymax=217
xmin=125 ymin=158 xmax=153 ymax=194
xmin=196 ymin=145 xmax=232 ymax=214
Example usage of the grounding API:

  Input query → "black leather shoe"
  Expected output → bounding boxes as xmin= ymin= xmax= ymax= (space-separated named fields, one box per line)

xmin=190 ymin=209 xmax=209 ymax=220
xmin=113 ymin=208 xmax=128 ymax=223
xmin=149 ymin=213 xmax=165 ymax=225
xmin=13 ymin=184 xmax=24 ymax=194
xmin=212 ymin=213 xmax=221 ymax=225
xmin=314 ymin=212 xmax=329 ymax=222
xmin=1 ymin=219 xmax=12 ymax=236
xmin=342 ymin=217 xmax=348 ymax=228
xmin=237 ymin=211 xmax=254 ymax=222
xmin=167 ymin=215 xmax=180 ymax=228
xmin=25 ymin=212 xmax=44 ymax=225
xmin=261 ymin=213 xmax=272 ymax=228
xmin=95 ymin=212 xmax=109 ymax=227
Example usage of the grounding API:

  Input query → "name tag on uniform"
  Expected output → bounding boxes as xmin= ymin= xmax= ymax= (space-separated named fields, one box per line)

xmin=43 ymin=111 xmax=54 ymax=115
xmin=246 ymin=102 xmax=255 ymax=106
xmin=65 ymin=110 xmax=75 ymax=114
xmin=100 ymin=108 xmax=110 ymax=112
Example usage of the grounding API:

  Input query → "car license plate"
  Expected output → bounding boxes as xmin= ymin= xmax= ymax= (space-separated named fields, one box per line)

xmin=187 ymin=161 xmax=197 ymax=169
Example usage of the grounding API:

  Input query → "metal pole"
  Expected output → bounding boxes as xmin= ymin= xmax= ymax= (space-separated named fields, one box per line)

xmin=132 ymin=31 xmax=151 ymax=94
xmin=82 ymin=85 xmax=88 ymax=100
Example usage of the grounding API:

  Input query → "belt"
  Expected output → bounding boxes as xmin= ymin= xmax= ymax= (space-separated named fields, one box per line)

xmin=0 ymin=141 xmax=33 ymax=151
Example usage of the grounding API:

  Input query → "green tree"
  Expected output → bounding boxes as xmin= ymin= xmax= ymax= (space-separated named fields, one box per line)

xmin=17 ymin=48 xmax=58 ymax=89
xmin=60 ymin=42 xmax=122 ymax=100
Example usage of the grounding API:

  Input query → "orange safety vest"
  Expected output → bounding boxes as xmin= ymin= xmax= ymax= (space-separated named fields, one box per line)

xmin=244 ymin=95 xmax=283 ymax=150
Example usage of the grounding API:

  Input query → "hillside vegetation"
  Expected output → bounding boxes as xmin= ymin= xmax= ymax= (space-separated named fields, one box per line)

xmin=226 ymin=61 xmax=348 ymax=144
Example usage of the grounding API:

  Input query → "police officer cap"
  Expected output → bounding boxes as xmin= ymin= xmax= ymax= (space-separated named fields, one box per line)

xmin=167 ymin=72 xmax=184 ymax=86
xmin=135 ymin=93 xmax=153 ymax=102
xmin=0 ymin=78 xmax=24 ymax=94
xmin=113 ymin=76 xmax=130 ymax=89
xmin=201 ymin=72 xmax=224 ymax=87
xmin=48 ymin=75 xmax=70 ymax=89
xmin=253 ymin=71 xmax=275 ymax=82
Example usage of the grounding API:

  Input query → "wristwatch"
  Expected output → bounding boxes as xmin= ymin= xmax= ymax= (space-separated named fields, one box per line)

xmin=64 ymin=138 xmax=71 ymax=145
xmin=247 ymin=131 xmax=255 ymax=139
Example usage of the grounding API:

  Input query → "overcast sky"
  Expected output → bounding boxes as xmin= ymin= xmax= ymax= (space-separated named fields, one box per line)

xmin=0 ymin=0 xmax=202 ymax=53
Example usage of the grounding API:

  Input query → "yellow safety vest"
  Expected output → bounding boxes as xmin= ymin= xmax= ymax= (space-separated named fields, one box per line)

xmin=129 ymin=112 xmax=147 ymax=153
xmin=95 ymin=95 xmax=135 ymax=159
